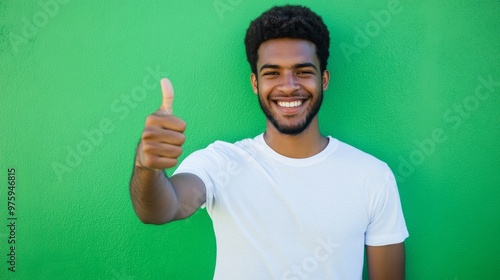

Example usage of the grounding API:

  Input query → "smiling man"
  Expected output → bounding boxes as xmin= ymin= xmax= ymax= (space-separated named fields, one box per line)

xmin=130 ymin=5 xmax=408 ymax=280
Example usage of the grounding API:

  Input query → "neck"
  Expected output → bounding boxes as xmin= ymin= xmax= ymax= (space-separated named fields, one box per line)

xmin=263 ymin=117 xmax=328 ymax=158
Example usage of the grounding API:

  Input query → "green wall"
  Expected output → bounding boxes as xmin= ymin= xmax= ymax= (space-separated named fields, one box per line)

xmin=1 ymin=0 xmax=499 ymax=279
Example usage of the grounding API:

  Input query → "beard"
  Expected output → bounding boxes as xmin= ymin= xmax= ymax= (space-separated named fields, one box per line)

xmin=258 ymin=88 xmax=324 ymax=136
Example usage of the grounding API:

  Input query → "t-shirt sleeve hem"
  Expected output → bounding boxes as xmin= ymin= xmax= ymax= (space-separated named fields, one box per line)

xmin=173 ymin=169 xmax=213 ymax=211
xmin=365 ymin=232 xmax=409 ymax=246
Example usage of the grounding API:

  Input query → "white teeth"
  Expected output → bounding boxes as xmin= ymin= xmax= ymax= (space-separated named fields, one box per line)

xmin=277 ymin=101 xmax=303 ymax=108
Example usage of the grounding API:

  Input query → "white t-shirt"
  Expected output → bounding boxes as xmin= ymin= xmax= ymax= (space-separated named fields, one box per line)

xmin=174 ymin=134 xmax=409 ymax=279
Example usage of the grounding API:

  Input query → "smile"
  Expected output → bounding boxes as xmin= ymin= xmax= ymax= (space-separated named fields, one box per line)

xmin=277 ymin=100 xmax=304 ymax=108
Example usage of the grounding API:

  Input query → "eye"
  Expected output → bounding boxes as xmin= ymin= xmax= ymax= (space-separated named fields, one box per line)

xmin=297 ymin=70 xmax=314 ymax=75
xmin=263 ymin=71 xmax=279 ymax=76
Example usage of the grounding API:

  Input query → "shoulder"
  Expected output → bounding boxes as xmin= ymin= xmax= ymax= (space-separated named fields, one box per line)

xmin=189 ymin=135 xmax=263 ymax=160
xmin=333 ymin=139 xmax=390 ymax=172
xmin=328 ymin=138 xmax=395 ymax=190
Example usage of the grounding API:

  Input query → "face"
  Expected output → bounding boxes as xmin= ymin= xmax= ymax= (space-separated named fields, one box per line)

xmin=251 ymin=38 xmax=330 ymax=135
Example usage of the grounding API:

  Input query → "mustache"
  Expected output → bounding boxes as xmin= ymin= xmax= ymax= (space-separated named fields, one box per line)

xmin=267 ymin=92 xmax=312 ymax=99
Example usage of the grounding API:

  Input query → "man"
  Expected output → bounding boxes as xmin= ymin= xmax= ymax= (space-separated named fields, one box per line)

xmin=130 ymin=5 xmax=408 ymax=280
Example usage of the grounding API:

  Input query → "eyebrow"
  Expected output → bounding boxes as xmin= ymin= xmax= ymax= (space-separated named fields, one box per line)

xmin=259 ymin=62 xmax=318 ymax=72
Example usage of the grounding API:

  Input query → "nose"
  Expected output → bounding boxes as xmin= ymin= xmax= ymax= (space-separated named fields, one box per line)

xmin=277 ymin=71 xmax=300 ymax=93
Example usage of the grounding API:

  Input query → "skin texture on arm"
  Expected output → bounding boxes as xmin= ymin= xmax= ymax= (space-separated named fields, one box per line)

xmin=129 ymin=78 xmax=206 ymax=224
xmin=366 ymin=242 xmax=406 ymax=280
xmin=130 ymin=168 xmax=206 ymax=224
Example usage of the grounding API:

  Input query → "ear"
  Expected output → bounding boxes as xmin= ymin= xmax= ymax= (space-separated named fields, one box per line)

xmin=250 ymin=73 xmax=258 ymax=95
xmin=322 ymin=70 xmax=330 ymax=91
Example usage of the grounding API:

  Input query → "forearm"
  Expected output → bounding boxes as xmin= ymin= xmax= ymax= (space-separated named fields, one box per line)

xmin=130 ymin=166 xmax=180 ymax=224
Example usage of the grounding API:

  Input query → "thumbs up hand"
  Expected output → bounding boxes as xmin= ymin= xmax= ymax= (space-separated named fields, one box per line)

xmin=135 ymin=78 xmax=187 ymax=170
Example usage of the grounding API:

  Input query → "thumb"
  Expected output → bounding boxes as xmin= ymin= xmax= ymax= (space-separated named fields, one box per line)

xmin=160 ymin=78 xmax=174 ymax=115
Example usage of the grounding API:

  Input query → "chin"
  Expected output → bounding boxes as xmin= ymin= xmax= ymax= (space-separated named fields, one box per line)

xmin=271 ymin=120 xmax=310 ymax=136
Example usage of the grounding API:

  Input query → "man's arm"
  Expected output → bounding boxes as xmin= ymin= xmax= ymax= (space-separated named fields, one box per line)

xmin=366 ymin=242 xmax=406 ymax=280
xmin=130 ymin=167 xmax=206 ymax=224
xmin=129 ymin=78 xmax=206 ymax=224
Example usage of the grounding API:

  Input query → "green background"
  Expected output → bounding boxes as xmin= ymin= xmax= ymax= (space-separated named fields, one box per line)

xmin=1 ymin=0 xmax=499 ymax=279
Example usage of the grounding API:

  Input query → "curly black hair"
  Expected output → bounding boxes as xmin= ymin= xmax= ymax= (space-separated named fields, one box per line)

xmin=244 ymin=5 xmax=330 ymax=74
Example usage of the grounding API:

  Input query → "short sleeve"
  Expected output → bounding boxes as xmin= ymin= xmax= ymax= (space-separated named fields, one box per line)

xmin=365 ymin=167 xmax=409 ymax=246
xmin=173 ymin=148 xmax=217 ymax=212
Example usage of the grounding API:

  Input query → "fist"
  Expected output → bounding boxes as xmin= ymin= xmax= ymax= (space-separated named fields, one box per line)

xmin=136 ymin=78 xmax=187 ymax=170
